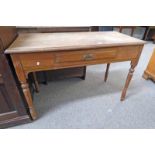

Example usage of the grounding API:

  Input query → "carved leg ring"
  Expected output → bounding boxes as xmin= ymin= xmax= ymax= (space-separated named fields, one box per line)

xmin=121 ymin=62 xmax=136 ymax=101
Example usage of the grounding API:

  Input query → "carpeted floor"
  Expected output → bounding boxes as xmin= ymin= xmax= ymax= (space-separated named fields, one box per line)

xmin=12 ymin=42 xmax=155 ymax=129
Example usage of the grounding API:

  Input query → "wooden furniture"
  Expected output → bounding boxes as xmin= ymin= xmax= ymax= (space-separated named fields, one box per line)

xmin=17 ymin=27 xmax=97 ymax=88
xmin=143 ymin=49 xmax=155 ymax=81
xmin=0 ymin=27 xmax=30 ymax=128
xmin=5 ymin=31 xmax=145 ymax=120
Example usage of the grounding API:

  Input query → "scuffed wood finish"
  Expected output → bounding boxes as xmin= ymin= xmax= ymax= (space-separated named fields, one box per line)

xmin=6 ymin=32 xmax=145 ymax=120
xmin=5 ymin=32 xmax=145 ymax=53
xmin=143 ymin=49 xmax=155 ymax=81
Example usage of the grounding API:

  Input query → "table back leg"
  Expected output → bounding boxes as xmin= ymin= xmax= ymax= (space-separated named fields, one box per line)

xmin=32 ymin=72 xmax=40 ymax=93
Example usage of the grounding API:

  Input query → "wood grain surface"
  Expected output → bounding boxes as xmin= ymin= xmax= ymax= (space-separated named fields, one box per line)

xmin=5 ymin=31 xmax=145 ymax=53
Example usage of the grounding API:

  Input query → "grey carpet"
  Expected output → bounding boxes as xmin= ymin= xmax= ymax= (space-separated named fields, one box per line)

xmin=12 ymin=42 xmax=155 ymax=129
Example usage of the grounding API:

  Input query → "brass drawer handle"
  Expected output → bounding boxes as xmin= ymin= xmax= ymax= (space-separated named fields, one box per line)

xmin=83 ymin=53 xmax=94 ymax=61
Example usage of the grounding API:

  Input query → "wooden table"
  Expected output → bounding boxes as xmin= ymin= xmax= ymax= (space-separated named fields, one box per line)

xmin=5 ymin=31 xmax=145 ymax=120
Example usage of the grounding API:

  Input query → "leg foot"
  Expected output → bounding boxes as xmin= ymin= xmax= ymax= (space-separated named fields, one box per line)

xmin=120 ymin=61 xmax=136 ymax=101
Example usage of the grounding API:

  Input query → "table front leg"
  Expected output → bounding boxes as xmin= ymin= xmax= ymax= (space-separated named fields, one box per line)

xmin=11 ymin=55 xmax=37 ymax=120
xmin=121 ymin=60 xmax=137 ymax=101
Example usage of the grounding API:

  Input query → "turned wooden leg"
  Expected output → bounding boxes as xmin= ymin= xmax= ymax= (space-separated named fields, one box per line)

xmin=121 ymin=61 xmax=137 ymax=101
xmin=21 ymin=82 xmax=37 ymax=119
xmin=32 ymin=72 xmax=39 ymax=92
xmin=104 ymin=63 xmax=110 ymax=82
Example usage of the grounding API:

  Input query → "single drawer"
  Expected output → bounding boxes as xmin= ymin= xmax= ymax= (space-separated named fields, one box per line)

xmin=19 ymin=53 xmax=54 ymax=70
xmin=55 ymin=48 xmax=117 ymax=63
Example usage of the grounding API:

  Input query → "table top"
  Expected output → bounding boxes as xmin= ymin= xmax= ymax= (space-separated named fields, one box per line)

xmin=5 ymin=31 xmax=145 ymax=54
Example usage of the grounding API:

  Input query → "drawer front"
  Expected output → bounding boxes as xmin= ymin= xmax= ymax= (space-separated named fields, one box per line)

xmin=18 ymin=45 xmax=141 ymax=72
xmin=55 ymin=48 xmax=117 ymax=63
xmin=55 ymin=46 xmax=140 ymax=65
xmin=19 ymin=53 xmax=54 ymax=71
xmin=117 ymin=46 xmax=140 ymax=59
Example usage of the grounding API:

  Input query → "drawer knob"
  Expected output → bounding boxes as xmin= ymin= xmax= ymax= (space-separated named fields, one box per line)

xmin=36 ymin=61 xmax=40 ymax=66
xmin=83 ymin=54 xmax=94 ymax=61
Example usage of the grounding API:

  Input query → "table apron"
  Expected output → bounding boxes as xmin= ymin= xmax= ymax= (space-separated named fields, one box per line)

xmin=14 ymin=45 xmax=142 ymax=74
